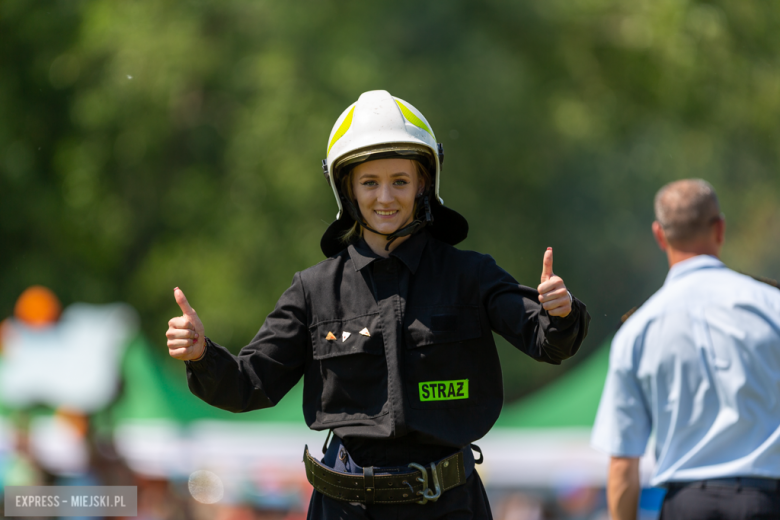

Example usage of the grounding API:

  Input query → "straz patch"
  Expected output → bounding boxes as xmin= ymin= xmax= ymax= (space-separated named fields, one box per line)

xmin=418 ymin=380 xmax=469 ymax=402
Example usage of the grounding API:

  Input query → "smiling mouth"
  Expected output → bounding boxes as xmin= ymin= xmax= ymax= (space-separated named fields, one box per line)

xmin=375 ymin=210 xmax=398 ymax=216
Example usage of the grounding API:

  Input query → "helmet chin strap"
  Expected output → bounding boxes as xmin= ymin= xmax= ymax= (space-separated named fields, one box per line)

xmin=342 ymin=193 xmax=434 ymax=251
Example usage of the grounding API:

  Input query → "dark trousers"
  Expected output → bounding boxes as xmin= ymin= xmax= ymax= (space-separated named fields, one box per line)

xmin=661 ymin=481 xmax=780 ymax=520
xmin=306 ymin=470 xmax=493 ymax=520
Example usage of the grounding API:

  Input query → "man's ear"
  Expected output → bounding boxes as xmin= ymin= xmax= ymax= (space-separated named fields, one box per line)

xmin=713 ymin=217 xmax=726 ymax=246
xmin=652 ymin=221 xmax=668 ymax=252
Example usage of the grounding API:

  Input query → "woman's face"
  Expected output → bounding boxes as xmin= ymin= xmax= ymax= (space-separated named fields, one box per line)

xmin=351 ymin=158 xmax=423 ymax=236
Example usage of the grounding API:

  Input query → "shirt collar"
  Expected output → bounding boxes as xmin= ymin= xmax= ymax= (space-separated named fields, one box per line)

xmin=347 ymin=231 xmax=428 ymax=274
xmin=664 ymin=254 xmax=725 ymax=286
xmin=348 ymin=240 xmax=380 ymax=272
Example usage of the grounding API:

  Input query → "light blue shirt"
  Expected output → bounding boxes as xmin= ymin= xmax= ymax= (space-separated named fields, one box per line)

xmin=591 ymin=255 xmax=780 ymax=486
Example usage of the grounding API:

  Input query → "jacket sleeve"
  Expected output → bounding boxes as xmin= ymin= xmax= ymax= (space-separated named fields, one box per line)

xmin=479 ymin=254 xmax=590 ymax=364
xmin=185 ymin=272 xmax=310 ymax=412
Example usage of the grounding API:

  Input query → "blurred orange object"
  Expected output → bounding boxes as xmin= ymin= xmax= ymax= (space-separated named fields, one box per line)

xmin=55 ymin=407 xmax=90 ymax=438
xmin=14 ymin=286 xmax=62 ymax=327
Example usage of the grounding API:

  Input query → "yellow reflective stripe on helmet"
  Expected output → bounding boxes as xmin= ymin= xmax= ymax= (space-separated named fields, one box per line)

xmin=327 ymin=106 xmax=355 ymax=156
xmin=395 ymin=100 xmax=435 ymax=139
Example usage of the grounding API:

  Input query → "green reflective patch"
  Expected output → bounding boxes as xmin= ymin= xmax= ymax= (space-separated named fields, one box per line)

xmin=418 ymin=380 xmax=469 ymax=402
xmin=395 ymin=100 xmax=435 ymax=140
xmin=327 ymin=106 xmax=355 ymax=155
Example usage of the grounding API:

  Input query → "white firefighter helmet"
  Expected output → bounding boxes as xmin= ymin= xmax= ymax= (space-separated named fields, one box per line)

xmin=324 ymin=90 xmax=443 ymax=219
xmin=320 ymin=90 xmax=468 ymax=257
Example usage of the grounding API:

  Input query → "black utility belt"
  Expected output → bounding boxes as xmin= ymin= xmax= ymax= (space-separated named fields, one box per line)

xmin=666 ymin=477 xmax=780 ymax=493
xmin=303 ymin=441 xmax=482 ymax=505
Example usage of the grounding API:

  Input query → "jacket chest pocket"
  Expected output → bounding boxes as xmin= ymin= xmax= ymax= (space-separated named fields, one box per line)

xmin=310 ymin=313 xmax=387 ymax=422
xmin=404 ymin=305 xmax=488 ymax=410
xmin=405 ymin=306 xmax=482 ymax=346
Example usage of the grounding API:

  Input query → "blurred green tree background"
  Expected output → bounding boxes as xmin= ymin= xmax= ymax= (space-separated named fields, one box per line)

xmin=2 ymin=0 xmax=779 ymax=403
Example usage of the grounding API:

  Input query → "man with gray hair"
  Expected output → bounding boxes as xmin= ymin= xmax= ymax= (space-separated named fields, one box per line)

xmin=592 ymin=179 xmax=780 ymax=519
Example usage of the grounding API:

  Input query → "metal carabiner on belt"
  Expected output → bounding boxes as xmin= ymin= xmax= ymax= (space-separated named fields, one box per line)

xmin=408 ymin=462 xmax=442 ymax=504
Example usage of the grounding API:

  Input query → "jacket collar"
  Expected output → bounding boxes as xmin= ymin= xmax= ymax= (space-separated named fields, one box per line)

xmin=348 ymin=231 xmax=428 ymax=274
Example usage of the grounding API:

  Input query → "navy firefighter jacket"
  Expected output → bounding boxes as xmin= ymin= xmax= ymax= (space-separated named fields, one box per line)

xmin=186 ymin=230 xmax=590 ymax=455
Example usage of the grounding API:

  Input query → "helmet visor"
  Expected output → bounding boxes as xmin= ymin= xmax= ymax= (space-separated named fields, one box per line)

xmin=333 ymin=143 xmax=435 ymax=183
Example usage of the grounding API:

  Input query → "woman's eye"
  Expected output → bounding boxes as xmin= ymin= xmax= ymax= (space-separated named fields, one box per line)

xmin=393 ymin=180 xmax=409 ymax=185
xmin=361 ymin=180 xmax=377 ymax=186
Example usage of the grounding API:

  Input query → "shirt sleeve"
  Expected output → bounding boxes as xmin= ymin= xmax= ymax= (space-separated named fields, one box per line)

xmin=185 ymin=272 xmax=309 ymax=413
xmin=479 ymin=254 xmax=590 ymax=364
xmin=591 ymin=328 xmax=652 ymax=457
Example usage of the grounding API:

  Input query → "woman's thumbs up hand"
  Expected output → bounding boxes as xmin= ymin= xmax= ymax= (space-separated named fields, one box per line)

xmin=537 ymin=248 xmax=572 ymax=318
xmin=166 ymin=287 xmax=207 ymax=360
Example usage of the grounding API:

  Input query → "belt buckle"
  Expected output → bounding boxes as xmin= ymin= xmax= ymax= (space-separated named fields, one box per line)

xmin=408 ymin=462 xmax=441 ymax=504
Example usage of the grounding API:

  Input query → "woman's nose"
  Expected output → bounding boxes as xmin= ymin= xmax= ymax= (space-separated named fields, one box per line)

xmin=377 ymin=184 xmax=394 ymax=203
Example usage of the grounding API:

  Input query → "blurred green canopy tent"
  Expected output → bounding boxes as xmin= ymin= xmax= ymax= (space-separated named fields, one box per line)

xmin=112 ymin=335 xmax=305 ymax=424
xmin=495 ymin=338 xmax=610 ymax=429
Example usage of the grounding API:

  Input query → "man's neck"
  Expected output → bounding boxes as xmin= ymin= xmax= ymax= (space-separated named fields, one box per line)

xmin=666 ymin=248 xmax=718 ymax=269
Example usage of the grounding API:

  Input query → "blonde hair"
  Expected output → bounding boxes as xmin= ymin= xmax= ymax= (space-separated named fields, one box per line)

xmin=339 ymin=159 xmax=432 ymax=244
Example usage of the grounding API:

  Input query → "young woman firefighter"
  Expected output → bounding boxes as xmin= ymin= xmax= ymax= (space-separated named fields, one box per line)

xmin=166 ymin=90 xmax=590 ymax=519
